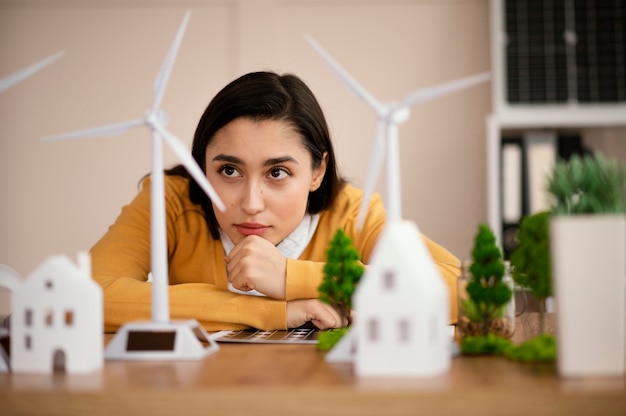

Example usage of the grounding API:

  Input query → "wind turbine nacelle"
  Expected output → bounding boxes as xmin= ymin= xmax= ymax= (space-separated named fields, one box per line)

xmin=144 ymin=109 xmax=169 ymax=127
xmin=386 ymin=106 xmax=410 ymax=124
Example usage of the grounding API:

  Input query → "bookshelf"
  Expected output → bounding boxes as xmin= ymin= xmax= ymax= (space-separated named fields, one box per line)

xmin=487 ymin=0 xmax=626 ymax=252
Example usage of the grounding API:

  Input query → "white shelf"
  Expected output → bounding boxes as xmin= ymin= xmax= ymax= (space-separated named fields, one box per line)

xmin=495 ymin=106 xmax=626 ymax=129
xmin=486 ymin=0 xmax=626 ymax=248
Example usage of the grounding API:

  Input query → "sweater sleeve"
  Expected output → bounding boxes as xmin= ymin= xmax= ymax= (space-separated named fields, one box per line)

xmin=93 ymin=274 xmax=287 ymax=332
xmin=283 ymin=243 xmax=459 ymax=324
xmin=284 ymin=259 xmax=325 ymax=300
xmin=282 ymin=185 xmax=461 ymax=323
xmin=281 ymin=187 xmax=387 ymax=302
xmin=90 ymin=177 xmax=289 ymax=332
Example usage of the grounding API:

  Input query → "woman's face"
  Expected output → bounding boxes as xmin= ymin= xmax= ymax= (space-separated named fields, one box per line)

xmin=205 ymin=118 xmax=327 ymax=246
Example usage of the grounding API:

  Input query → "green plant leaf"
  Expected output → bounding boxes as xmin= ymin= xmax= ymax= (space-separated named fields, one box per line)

xmin=547 ymin=153 xmax=626 ymax=214
xmin=318 ymin=229 xmax=364 ymax=311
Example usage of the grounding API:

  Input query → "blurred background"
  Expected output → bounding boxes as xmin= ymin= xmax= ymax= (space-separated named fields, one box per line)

xmin=1 ymin=0 xmax=625 ymax=314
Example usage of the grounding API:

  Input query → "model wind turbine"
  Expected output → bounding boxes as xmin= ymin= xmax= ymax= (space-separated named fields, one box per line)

xmin=43 ymin=11 xmax=224 ymax=360
xmin=306 ymin=35 xmax=490 ymax=377
xmin=0 ymin=50 xmax=64 ymax=94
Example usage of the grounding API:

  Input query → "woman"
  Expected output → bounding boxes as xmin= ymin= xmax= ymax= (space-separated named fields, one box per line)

xmin=90 ymin=71 xmax=460 ymax=333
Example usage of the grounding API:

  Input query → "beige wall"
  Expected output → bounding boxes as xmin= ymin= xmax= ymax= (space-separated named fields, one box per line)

xmin=0 ymin=0 xmax=492 ymax=312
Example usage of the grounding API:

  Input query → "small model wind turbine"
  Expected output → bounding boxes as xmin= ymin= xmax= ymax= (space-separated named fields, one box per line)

xmin=306 ymin=35 xmax=489 ymax=227
xmin=306 ymin=35 xmax=489 ymax=377
xmin=0 ymin=50 xmax=64 ymax=94
xmin=1 ymin=50 xmax=64 ymax=372
xmin=43 ymin=11 xmax=224 ymax=360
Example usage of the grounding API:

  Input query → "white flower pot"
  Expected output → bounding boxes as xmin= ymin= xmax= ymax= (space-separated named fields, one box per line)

xmin=550 ymin=215 xmax=626 ymax=378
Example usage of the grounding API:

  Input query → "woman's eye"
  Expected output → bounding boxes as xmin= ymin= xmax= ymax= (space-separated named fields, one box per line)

xmin=269 ymin=167 xmax=289 ymax=180
xmin=218 ymin=165 xmax=240 ymax=178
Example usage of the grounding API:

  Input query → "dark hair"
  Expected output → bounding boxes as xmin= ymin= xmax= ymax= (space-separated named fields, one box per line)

xmin=167 ymin=71 xmax=345 ymax=239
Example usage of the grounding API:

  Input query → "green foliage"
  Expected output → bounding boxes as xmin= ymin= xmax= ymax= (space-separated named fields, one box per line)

xmin=465 ymin=224 xmax=512 ymax=335
xmin=510 ymin=212 xmax=552 ymax=300
xmin=505 ymin=334 xmax=556 ymax=363
xmin=461 ymin=298 xmax=508 ymax=322
xmin=460 ymin=333 xmax=556 ymax=363
xmin=318 ymin=229 xmax=364 ymax=313
xmin=470 ymin=224 xmax=505 ymax=281
xmin=460 ymin=298 xmax=483 ymax=322
xmin=460 ymin=333 xmax=512 ymax=355
xmin=547 ymin=153 xmax=626 ymax=215
xmin=316 ymin=328 xmax=348 ymax=351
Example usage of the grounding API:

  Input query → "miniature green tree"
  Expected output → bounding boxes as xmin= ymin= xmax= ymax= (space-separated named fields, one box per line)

xmin=462 ymin=223 xmax=556 ymax=362
xmin=318 ymin=229 xmax=364 ymax=314
xmin=317 ymin=229 xmax=364 ymax=351
xmin=509 ymin=211 xmax=552 ymax=334
xmin=465 ymin=224 xmax=512 ymax=336
xmin=456 ymin=224 xmax=556 ymax=361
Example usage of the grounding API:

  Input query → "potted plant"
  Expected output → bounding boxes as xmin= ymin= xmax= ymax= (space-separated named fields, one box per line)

xmin=508 ymin=211 xmax=557 ymax=362
xmin=547 ymin=153 xmax=626 ymax=377
xmin=509 ymin=211 xmax=552 ymax=334
xmin=459 ymin=223 xmax=556 ymax=362
xmin=458 ymin=224 xmax=515 ymax=352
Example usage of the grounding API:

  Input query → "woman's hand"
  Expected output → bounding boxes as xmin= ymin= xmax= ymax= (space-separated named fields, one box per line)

xmin=225 ymin=235 xmax=287 ymax=299
xmin=286 ymin=299 xmax=348 ymax=329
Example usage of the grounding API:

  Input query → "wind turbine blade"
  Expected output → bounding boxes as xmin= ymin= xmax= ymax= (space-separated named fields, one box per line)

xmin=357 ymin=120 xmax=386 ymax=230
xmin=41 ymin=118 xmax=145 ymax=142
xmin=305 ymin=34 xmax=383 ymax=114
xmin=152 ymin=10 xmax=191 ymax=113
xmin=400 ymin=72 xmax=490 ymax=108
xmin=155 ymin=124 xmax=226 ymax=212
xmin=0 ymin=50 xmax=65 ymax=94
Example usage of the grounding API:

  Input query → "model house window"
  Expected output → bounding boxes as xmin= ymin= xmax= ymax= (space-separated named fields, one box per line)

xmin=368 ymin=319 xmax=379 ymax=342
xmin=25 ymin=309 xmax=33 ymax=327
xmin=383 ymin=270 xmax=395 ymax=289
xmin=64 ymin=310 xmax=74 ymax=326
xmin=25 ymin=335 xmax=31 ymax=350
xmin=398 ymin=319 xmax=410 ymax=343
xmin=45 ymin=280 xmax=53 ymax=290
xmin=45 ymin=310 xmax=53 ymax=326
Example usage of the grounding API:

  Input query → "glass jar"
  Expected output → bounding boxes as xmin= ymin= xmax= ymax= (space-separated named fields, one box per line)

xmin=457 ymin=260 xmax=515 ymax=338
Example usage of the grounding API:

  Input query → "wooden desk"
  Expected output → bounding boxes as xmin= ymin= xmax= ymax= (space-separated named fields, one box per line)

xmin=1 ymin=313 xmax=624 ymax=416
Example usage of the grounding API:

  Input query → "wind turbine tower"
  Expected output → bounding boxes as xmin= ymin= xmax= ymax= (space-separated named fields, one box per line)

xmin=307 ymin=35 xmax=490 ymax=377
xmin=43 ymin=11 xmax=223 ymax=360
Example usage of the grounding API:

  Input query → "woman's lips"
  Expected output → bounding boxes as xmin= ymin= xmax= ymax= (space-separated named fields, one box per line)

xmin=235 ymin=223 xmax=270 ymax=236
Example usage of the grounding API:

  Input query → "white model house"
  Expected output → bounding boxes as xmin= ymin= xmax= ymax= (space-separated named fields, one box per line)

xmin=353 ymin=221 xmax=451 ymax=377
xmin=4 ymin=252 xmax=103 ymax=373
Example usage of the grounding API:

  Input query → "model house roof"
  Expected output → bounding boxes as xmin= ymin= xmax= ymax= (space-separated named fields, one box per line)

xmin=356 ymin=221 xmax=448 ymax=304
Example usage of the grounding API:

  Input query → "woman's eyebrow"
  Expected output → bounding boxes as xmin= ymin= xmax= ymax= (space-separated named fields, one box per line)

xmin=212 ymin=154 xmax=299 ymax=166
xmin=264 ymin=156 xmax=299 ymax=166
xmin=213 ymin=154 xmax=244 ymax=164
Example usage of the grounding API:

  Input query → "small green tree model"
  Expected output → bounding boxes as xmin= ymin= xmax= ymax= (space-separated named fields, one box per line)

xmin=317 ymin=229 xmax=364 ymax=351
xmin=461 ymin=224 xmax=555 ymax=362
xmin=318 ymin=229 xmax=364 ymax=314
xmin=509 ymin=211 xmax=552 ymax=334
xmin=465 ymin=224 xmax=512 ymax=336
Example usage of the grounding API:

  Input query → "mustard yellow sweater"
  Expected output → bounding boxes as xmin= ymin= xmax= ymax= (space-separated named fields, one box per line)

xmin=91 ymin=175 xmax=460 ymax=332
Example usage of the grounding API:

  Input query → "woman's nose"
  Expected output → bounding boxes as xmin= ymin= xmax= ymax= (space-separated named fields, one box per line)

xmin=240 ymin=181 xmax=265 ymax=214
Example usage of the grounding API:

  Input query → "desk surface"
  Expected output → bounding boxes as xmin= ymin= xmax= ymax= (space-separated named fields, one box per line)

xmin=1 ymin=313 xmax=625 ymax=416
